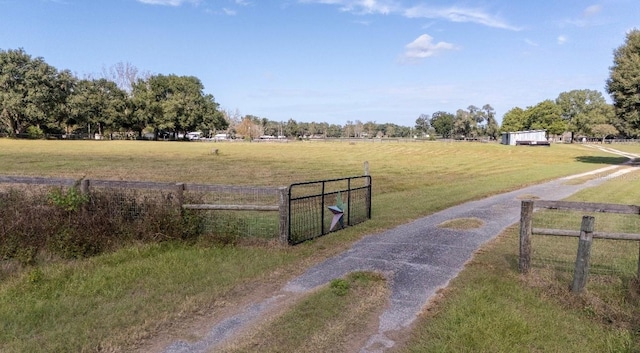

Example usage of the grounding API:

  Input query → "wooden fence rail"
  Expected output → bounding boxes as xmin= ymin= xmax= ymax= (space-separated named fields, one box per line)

xmin=519 ymin=199 xmax=640 ymax=293
xmin=0 ymin=175 xmax=290 ymax=244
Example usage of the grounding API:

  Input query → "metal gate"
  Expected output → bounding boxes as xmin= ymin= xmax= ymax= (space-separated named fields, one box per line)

xmin=288 ymin=175 xmax=371 ymax=245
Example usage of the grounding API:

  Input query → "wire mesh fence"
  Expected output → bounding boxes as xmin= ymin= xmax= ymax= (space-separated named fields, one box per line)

xmin=0 ymin=176 xmax=284 ymax=247
xmin=183 ymin=184 xmax=283 ymax=241
xmin=524 ymin=201 xmax=640 ymax=279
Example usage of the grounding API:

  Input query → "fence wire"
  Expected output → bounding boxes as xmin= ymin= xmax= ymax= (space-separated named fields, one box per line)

xmin=0 ymin=177 xmax=283 ymax=243
xmin=183 ymin=184 xmax=282 ymax=240
xmin=531 ymin=208 xmax=640 ymax=276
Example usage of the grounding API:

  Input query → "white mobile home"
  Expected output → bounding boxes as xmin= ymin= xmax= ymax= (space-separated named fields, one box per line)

xmin=214 ymin=133 xmax=229 ymax=141
xmin=501 ymin=130 xmax=548 ymax=146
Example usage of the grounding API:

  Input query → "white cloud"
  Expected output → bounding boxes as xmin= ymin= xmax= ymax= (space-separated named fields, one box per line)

xmin=402 ymin=34 xmax=458 ymax=61
xmin=583 ymin=5 xmax=602 ymax=17
xmin=564 ymin=4 xmax=604 ymax=27
xmin=404 ymin=5 xmax=520 ymax=30
xmin=557 ymin=35 xmax=568 ymax=45
xmin=299 ymin=0 xmax=400 ymax=14
xmin=137 ymin=0 xmax=200 ymax=6
xmin=524 ymin=38 xmax=538 ymax=47
xmin=299 ymin=1 xmax=520 ymax=30
xmin=222 ymin=7 xmax=237 ymax=15
xmin=353 ymin=19 xmax=372 ymax=26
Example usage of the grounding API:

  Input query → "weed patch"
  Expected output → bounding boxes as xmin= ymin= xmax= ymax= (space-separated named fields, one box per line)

xmin=0 ymin=186 xmax=206 ymax=267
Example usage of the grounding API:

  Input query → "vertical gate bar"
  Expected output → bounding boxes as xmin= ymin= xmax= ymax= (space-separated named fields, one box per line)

xmin=347 ymin=177 xmax=352 ymax=226
xmin=321 ymin=181 xmax=326 ymax=235
xmin=367 ymin=176 xmax=372 ymax=219
xmin=288 ymin=184 xmax=293 ymax=244
xmin=278 ymin=186 xmax=289 ymax=245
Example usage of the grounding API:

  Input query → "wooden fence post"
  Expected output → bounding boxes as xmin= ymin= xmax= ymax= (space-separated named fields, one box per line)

xmin=571 ymin=215 xmax=595 ymax=293
xmin=175 ymin=183 xmax=185 ymax=207
xmin=278 ymin=187 xmax=289 ymax=245
xmin=637 ymin=243 xmax=640 ymax=279
xmin=79 ymin=179 xmax=90 ymax=195
xmin=519 ymin=200 xmax=534 ymax=273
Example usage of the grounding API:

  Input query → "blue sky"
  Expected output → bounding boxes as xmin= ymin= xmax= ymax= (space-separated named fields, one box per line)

xmin=1 ymin=0 xmax=639 ymax=126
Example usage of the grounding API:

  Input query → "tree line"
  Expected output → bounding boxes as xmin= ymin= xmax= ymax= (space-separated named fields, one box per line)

xmin=0 ymin=48 xmax=228 ymax=139
xmin=417 ymin=29 xmax=640 ymax=142
xmin=1 ymin=29 xmax=639 ymax=141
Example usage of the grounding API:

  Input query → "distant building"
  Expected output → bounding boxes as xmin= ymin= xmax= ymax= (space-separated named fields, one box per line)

xmin=501 ymin=130 xmax=548 ymax=146
xmin=214 ymin=133 xmax=229 ymax=141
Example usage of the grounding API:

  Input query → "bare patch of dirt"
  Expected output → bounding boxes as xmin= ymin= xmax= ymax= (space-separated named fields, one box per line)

xmin=438 ymin=217 xmax=484 ymax=230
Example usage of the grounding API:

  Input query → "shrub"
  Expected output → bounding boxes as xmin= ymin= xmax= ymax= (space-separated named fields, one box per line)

xmin=48 ymin=186 xmax=89 ymax=212
xmin=26 ymin=125 xmax=45 ymax=139
xmin=0 ymin=186 xmax=207 ymax=263
xmin=330 ymin=278 xmax=350 ymax=296
xmin=0 ymin=189 xmax=58 ymax=264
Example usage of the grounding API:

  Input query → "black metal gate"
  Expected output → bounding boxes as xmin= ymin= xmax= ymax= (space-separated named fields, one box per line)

xmin=288 ymin=175 xmax=371 ymax=245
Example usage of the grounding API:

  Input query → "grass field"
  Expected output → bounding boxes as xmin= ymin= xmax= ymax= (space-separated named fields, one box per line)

xmin=0 ymin=139 xmax=636 ymax=352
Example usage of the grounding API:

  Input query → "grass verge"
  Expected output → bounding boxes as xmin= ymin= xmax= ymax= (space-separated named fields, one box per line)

xmin=0 ymin=243 xmax=303 ymax=352
xmin=396 ymin=169 xmax=640 ymax=352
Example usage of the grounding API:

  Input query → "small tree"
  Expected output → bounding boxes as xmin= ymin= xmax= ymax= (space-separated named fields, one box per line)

xmin=591 ymin=124 xmax=619 ymax=143
xmin=414 ymin=114 xmax=430 ymax=137
xmin=235 ymin=116 xmax=262 ymax=140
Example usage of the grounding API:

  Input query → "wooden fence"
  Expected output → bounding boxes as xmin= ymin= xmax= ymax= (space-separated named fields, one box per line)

xmin=519 ymin=200 xmax=640 ymax=292
xmin=0 ymin=175 xmax=289 ymax=243
xmin=1 ymin=167 xmax=377 ymax=245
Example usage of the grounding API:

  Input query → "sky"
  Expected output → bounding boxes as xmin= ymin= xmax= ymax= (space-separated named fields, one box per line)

xmin=1 ymin=0 xmax=639 ymax=126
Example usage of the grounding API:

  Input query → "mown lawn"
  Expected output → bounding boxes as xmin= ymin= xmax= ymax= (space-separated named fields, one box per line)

xmin=0 ymin=139 xmax=631 ymax=352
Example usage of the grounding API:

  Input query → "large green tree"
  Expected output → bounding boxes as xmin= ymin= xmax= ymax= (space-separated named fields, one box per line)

xmin=453 ymin=108 xmax=474 ymax=138
xmin=606 ymin=29 xmax=640 ymax=137
xmin=0 ymin=48 xmax=67 ymax=135
xmin=556 ymin=89 xmax=612 ymax=141
xmin=67 ymin=78 xmax=128 ymax=136
xmin=501 ymin=107 xmax=526 ymax=132
xmin=429 ymin=111 xmax=454 ymax=138
xmin=525 ymin=100 xmax=566 ymax=138
xmin=132 ymin=74 xmax=226 ymax=138
xmin=501 ymin=102 xmax=565 ymax=139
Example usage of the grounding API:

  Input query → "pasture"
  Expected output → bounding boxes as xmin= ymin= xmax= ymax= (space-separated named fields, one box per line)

xmin=0 ymin=139 xmax=636 ymax=352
